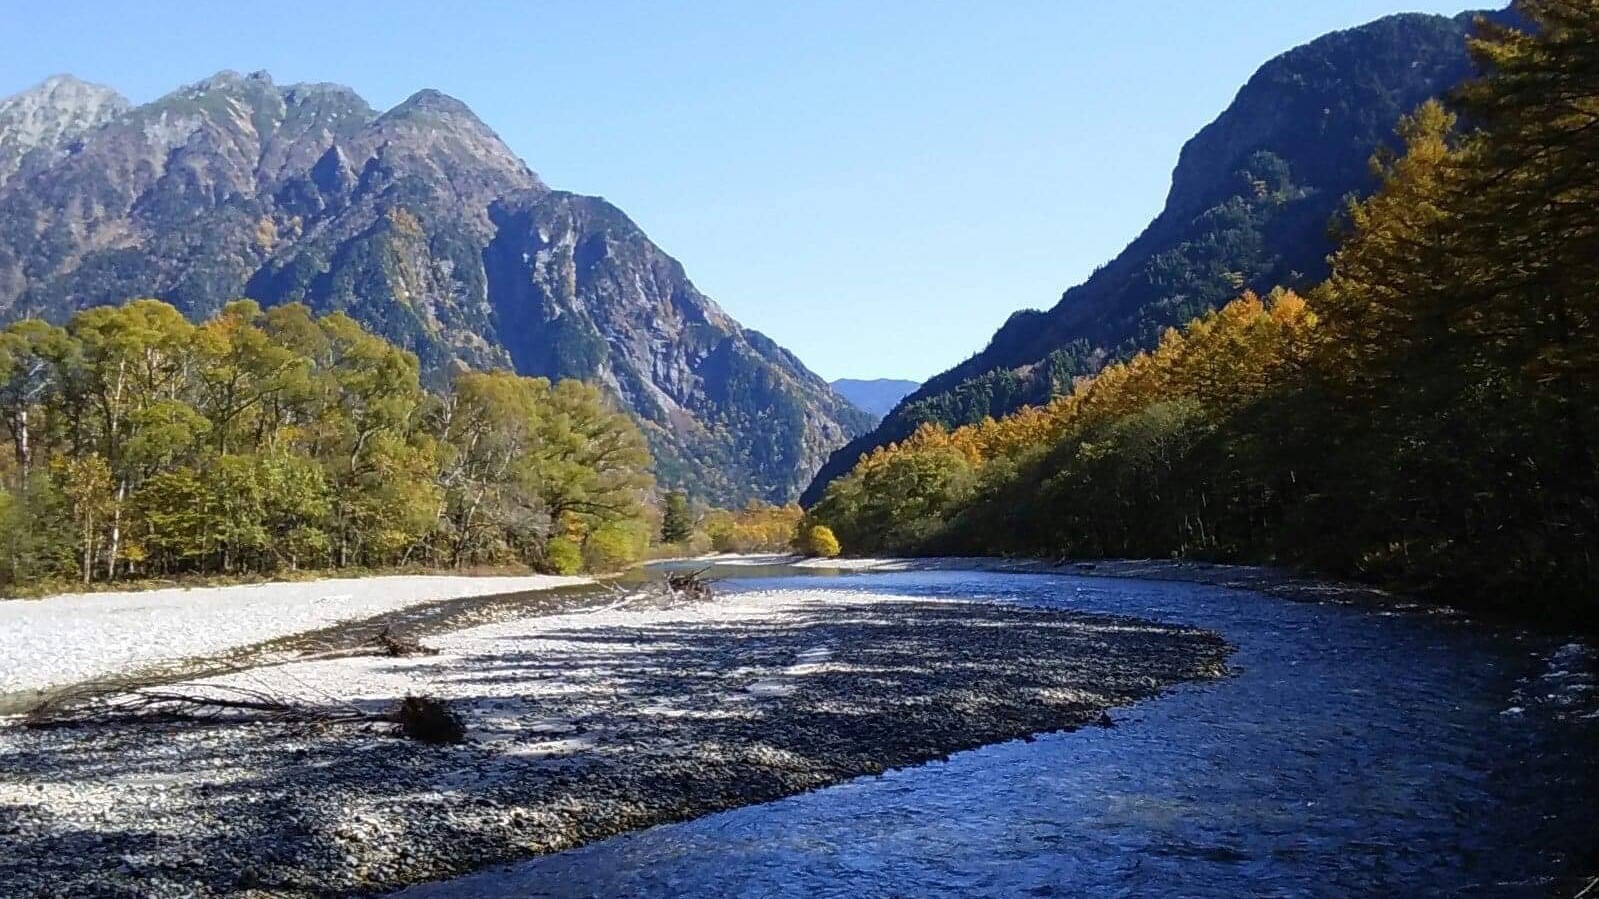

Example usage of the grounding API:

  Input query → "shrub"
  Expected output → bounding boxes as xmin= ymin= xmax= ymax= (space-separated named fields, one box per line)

xmin=543 ymin=536 xmax=584 ymax=575
xmin=583 ymin=520 xmax=650 ymax=573
xmin=801 ymin=524 xmax=842 ymax=558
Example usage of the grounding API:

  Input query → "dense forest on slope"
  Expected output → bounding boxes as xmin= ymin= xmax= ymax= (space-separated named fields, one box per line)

xmin=0 ymin=73 xmax=868 ymax=505
xmin=0 ymin=299 xmax=656 ymax=590
xmin=804 ymin=9 xmax=1501 ymax=504
xmin=809 ymin=1 xmax=1598 ymax=622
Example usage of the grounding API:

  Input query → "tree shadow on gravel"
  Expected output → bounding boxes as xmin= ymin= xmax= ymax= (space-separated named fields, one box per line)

xmin=0 ymin=598 xmax=1229 ymax=898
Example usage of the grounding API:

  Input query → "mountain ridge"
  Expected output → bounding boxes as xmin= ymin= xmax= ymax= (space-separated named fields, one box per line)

xmin=802 ymin=8 xmax=1497 ymax=505
xmin=0 ymin=71 xmax=870 ymax=504
xmin=831 ymin=378 xmax=921 ymax=420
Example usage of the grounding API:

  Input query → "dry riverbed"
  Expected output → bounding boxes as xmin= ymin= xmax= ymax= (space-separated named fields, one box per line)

xmin=0 ymin=574 xmax=593 ymax=698
xmin=0 ymin=575 xmax=1229 ymax=898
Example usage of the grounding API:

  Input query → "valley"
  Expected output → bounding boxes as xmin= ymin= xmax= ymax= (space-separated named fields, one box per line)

xmin=1 ymin=2 xmax=1596 ymax=897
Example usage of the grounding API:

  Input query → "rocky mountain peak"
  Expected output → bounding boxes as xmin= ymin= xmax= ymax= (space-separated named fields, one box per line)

xmin=0 ymin=74 xmax=128 ymax=187
xmin=358 ymin=87 xmax=543 ymax=201
xmin=386 ymin=88 xmax=477 ymax=120
xmin=0 ymin=71 xmax=865 ymax=502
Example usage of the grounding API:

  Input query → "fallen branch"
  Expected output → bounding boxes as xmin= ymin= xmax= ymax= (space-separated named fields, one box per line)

xmin=22 ymin=681 xmax=375 ymax=730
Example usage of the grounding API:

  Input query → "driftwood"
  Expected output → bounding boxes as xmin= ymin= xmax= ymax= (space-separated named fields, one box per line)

xmin=22 ymin=681 xmax=376 ymax=730
xmin=662 ymin=567 xmax=716 ymax=602
xmin=598 ymin=568 xmax=718 ymax=608
xmin=373 ymin=625 xmax=439 ymax=657
xmin=21 ymin=678 xmax=464 ymax=744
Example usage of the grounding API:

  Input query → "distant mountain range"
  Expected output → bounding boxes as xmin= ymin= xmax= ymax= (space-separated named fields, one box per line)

xmin=0 ymin=71 xmax=871 ymax=504
xmin=803 ymin=9 xmax=1502 ymax=504
xmin=830 ymin=379 xmax=920 ymax=420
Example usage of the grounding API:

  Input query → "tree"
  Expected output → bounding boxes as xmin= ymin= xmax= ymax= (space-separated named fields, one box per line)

xmin=660 ymin=490 xmax=694 ymax=544
xmin=436 ymin=371 xmax=547 ymax=566
xmin=0 ymin=297 xmax=659 ymax=590
xmin=528 ymin=380 xmax=652 ymax=541
xmin=0 ymin=320 xmax=69 ymax=477
xmin=56 ymin=454 xmax=113 ymax=583
xmin=583 ymin=519 xmax=650 ymax=573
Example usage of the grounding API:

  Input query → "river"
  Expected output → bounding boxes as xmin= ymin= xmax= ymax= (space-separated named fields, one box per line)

xmin=396 ymin=563 xmax=1598 ymax=898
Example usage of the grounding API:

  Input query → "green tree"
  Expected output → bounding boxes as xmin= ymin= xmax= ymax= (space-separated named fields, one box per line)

xmin=56 ymin=454 xmax=113 ymax=583
xmin=583 ymin=519 xmax=650 ymax=573
xmin=436 ymin=371 xmax=546 ymax=566
xmin=0 ymin=320 xmax=69 ymax=477
xmin=529 ymin=380 xmax=652 ymax=540
xmin=0 ymin=296 xmax=660 ymax=590
xmin=660 ymin=490 xmax=694 ymax=544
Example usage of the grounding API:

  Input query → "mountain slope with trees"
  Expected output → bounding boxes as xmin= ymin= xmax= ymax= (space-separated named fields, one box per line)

xmin=0 ymin=72 xmax=869 ymax=505
xmin=809 ymin=1 xmax=1597 ymax=623
xmin=804 ymin=8 xmax=1500 ymax=504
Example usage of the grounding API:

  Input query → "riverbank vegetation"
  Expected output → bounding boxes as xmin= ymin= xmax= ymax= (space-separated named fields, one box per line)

xmin=0 ymin=300 xmax=654 ymax=591
xmin=810 ymin=3 xmax=1597 ymax=622
xmin=650 ymin=498 xmax=841 ymax=560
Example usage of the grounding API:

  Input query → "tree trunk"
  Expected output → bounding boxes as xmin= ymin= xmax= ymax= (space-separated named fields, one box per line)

xmin=106 ymin=479 xmax=126 ymax=581
xmin=80 ymin=516 xmax=94 ymax=584
xmin=15 ymin=407 xmax=29 ymax=477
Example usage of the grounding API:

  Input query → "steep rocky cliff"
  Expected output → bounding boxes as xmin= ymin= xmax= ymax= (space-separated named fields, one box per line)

xmin=0 ymin=71 xmax=869 ymax=503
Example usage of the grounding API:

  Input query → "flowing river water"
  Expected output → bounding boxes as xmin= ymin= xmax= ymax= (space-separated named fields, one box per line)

xmin=392 ymin=563 xmax=1599 ymax=898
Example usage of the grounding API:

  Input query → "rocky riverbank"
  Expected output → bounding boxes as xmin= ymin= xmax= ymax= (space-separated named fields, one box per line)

xmin=0 ymin=581 xmax=1229 ymax=898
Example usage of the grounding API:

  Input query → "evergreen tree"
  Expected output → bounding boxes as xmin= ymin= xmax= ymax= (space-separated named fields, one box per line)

xmin=660 ymin=490 xmax=694 ymax=544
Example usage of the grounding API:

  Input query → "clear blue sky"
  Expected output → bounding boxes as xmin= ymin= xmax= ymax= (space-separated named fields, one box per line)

xmin=0 ymin=1 xmax=1472 ymax=381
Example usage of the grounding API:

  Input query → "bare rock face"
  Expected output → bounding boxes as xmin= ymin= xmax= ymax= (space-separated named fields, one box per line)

xmin=0 ymin=75 xmax=128 ymax=189
xmin=0 ymin=72 xmax=869 ymax=503
xmin=484 ymin=191 xmax=868 ymax=501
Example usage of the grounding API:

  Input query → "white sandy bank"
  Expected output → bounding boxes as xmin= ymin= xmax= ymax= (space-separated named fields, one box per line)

xmin=0 ymin=574 xmax=589 ymax=695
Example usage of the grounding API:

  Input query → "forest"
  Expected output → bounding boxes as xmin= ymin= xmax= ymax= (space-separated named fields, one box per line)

xmin=0 ymin=299 xmax=655 ymax=589
xmin=809 ymin=2 xmax=1598 ymax=623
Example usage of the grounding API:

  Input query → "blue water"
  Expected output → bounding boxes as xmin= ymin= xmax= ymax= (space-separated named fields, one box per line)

xmin=397 ymin=568 xmax=1598 ymax=898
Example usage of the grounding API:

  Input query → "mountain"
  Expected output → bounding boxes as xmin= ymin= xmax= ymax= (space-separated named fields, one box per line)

xmin=803 ymin=9 xmax=1494 ymax=505
xmin=0 ymin=75 xmax=127 ymax=189
xmin=0 ymin=71 xmax=871 ymax=504
xmin=831 ymin=379 xmax=921 ymax=420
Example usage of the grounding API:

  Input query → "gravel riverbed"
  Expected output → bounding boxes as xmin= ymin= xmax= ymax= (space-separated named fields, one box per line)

xmin=0 ymin=582 xmax=1229 ymax=898
xmin=0 ymin=574 xmax=591 ymax=697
